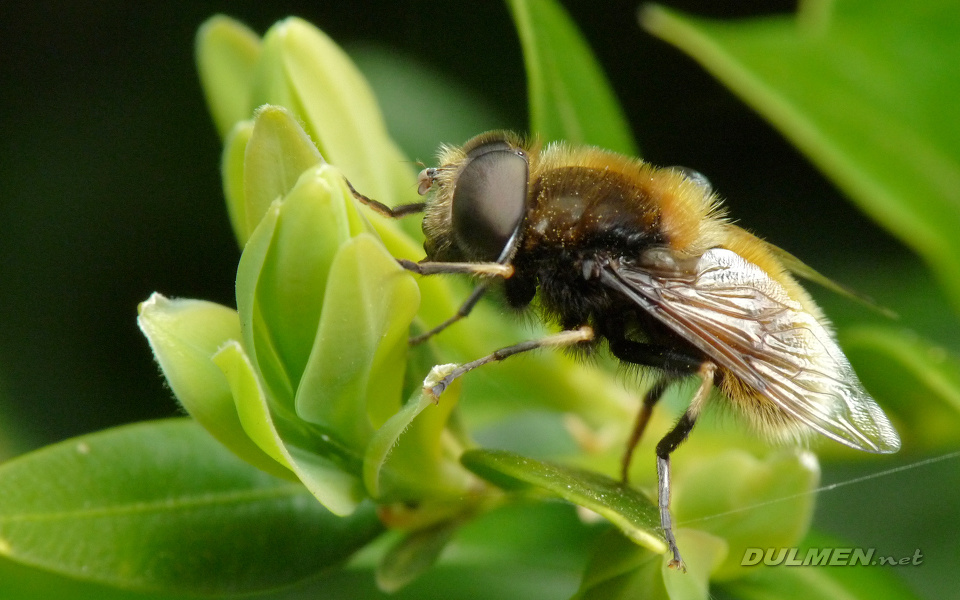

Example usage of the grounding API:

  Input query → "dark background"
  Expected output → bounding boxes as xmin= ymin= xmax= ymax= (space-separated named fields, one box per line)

xmin=1 ymin=1 xmax=946 ymax=598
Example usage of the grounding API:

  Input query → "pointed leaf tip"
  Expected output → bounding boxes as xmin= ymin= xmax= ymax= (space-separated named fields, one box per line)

xmin=196 ymin=15 xmax=262 ymax=138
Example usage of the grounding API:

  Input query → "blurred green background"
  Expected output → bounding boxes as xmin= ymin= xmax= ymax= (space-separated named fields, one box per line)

xmin=0 ymin=1 xmax=955 ymax=599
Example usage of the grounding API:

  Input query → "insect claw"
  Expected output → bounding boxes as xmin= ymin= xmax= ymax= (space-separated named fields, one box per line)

xmin=422 ymin=363 xmax=459 ymax=404
xmin=397 ymin=258 xmax=419 ymax=272
xmin=426 ymin=383 xmax=445 ymax=403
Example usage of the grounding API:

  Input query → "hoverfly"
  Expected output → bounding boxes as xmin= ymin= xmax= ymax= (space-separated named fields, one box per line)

xmin=349 ymin=131 xmax=900 ymax=570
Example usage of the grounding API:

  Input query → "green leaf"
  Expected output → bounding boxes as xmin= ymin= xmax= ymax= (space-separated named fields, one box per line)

xmin=574 ymin=528 xmax=727 ymax=600
xmin=0 ymin=556 xmax=174 ymax=600
xmin=363 ymin=388 xmax=440 ymax=499
xmin=242 ymin=104 xmax=324 ymax=243
xmin=234 ymin=162 xmax=375 ymax=407
xmin=296 ymin=233 xmax=420 ymax=448
xmin=319 ymin=502 xmax=599 ymax=600
xmin=799 ymin=256 xmax=958 ymax=347
xmin=254 ymin=164 xmax=366 ymax=396
xmin=671 ymin=449 xmax=819 ymax=580
xmin=213 ymin=340 xmax=366 ymax=517
xmin=235 ymin=199 xmax=295 ymax=406
xmin=0 ymin=419 xmax=382 ymax=595
xmin=461 ymin=449 xmax=665 ymax=552
xmin=195 ymin=15 xmax=261 ymax=138
xmin=642 ymin=0 xmax=960 ymax=312
xmin=213 ymin=341 xmax=293 ymax=469
xmin=841 ymin=325 xmax=960 ymax=448
xmin=506 ymin=0 xmax=637 ymax=154
xmin=136 ymin=293 xmax=292 ymax=480
xmin=573 ymin=528 xmax=670 ymax=600
xmin=364 ymin=370 xmax=473 ymax=502
xmin=221 ymin=118 xmax=254 ymax=246
xmin=232 ymin=178 xmax=421 ymax=512
xmin=376 ymin=520 xmax=459 ymax=593
xmin=251 ymin=17 xmax=419 ymax=210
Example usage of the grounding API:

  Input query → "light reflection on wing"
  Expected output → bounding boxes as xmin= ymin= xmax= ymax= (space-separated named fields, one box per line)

xmin=599 ymin=248 xmax=899 ymax=453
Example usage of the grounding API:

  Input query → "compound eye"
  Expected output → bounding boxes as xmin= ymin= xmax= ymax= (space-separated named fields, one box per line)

xmin=451 ymin=144 xmax=529 ymax=261
xmin=669 ymin=166 xmax=713 ymax=195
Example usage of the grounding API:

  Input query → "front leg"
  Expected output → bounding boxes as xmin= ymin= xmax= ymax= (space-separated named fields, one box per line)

xmin=409 ymin=283 xmax=489 ymax=345
xmin=346 ymin=178 xmax=426 ymax=218
xmin=397 ymin=260 xmax=513 ymax=345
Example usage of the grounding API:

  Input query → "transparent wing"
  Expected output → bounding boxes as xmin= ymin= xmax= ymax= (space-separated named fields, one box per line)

xmin=599 ymin=248 xmax=900 ymax=453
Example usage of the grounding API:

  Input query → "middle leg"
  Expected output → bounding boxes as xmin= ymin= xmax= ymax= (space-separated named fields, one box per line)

xmin=425 ymin=326 xmax=595 ymax=400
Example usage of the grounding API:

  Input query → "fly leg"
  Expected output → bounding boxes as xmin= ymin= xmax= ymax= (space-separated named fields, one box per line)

xmin=409 ymin=283 xmax=489 ymax=345
xmin=397 ymin=259 xmax=513 ymax=278
xmin=655 ymin=361 xmax=716 ymax=571
xmin=620 ymin=376 xmax=675 ymax=482
xmin=425 ymin=326 xmax=595 ymax=401
xmin=346 ymin=178 xmax=426 ymax=218
xmin=604 ymin=332 xmax=701 ymax=482
xmin=396 ymin=261 xmax=511 ymax=346
xmin=346 ymin=177 xmax=511 ymax=345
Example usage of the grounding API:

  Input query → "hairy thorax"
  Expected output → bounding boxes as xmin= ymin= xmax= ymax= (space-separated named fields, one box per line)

xmin=508 ymin=166 xmax=669 ymax=332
